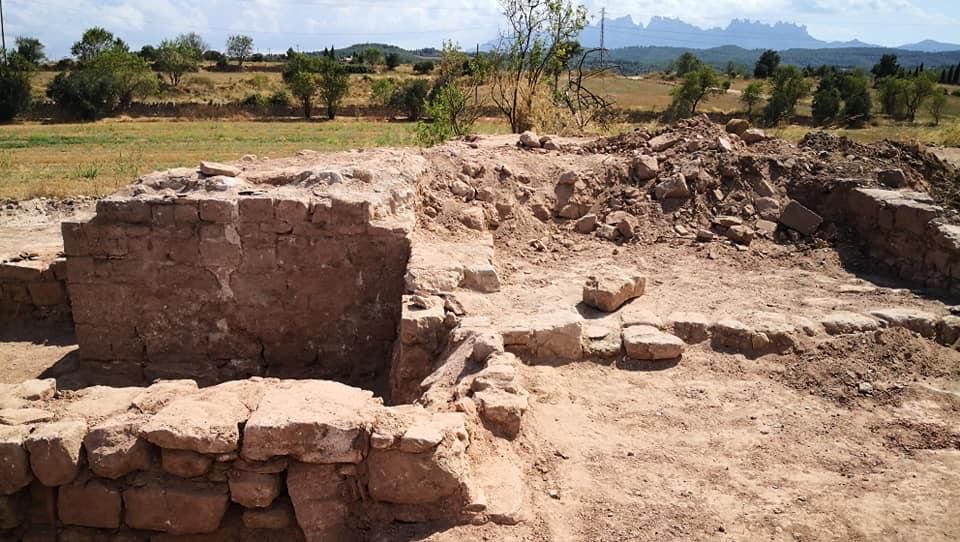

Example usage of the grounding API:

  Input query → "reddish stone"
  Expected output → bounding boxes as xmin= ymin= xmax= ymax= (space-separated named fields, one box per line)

xmin=123 ymin=476 xmax=229 ymax=535
xmin=162 ymin=448 xmax=213 ymax=478
xmin=228 ymin=470 xmax=280 ymax=508
xmin=58 ymin=478 xmax=122 ymax=529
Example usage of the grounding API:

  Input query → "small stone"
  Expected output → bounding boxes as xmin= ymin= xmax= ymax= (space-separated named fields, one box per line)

xmin=459 ymin=207 xmax=486 ymax=231
xmin=725 ymin=225 xmax=755 ymax=246
xmin=162 ymin=448 xmax=213 ymax=478
xmin=755 ymin=197 xmax=781 ymax=221
xmin=858 ymin=382 xmax=874 ymax=396
xmin=574 ymin=214 xmax=598 ymax=234
xmin=632 ymin=155 xmax=659 ymax=180
xmin=229 ymin=470 xmax=280 ymax=509
xmin=0 ymin=408 xmax=54 ymax=426
xmin=622 ymin=326 xmax=685 ymax=360
xmin=399 ymin=423 xmax=445 ymax=453
xmin=741 ymin=128 xmax=767 ymax=144
xmin=84 ymin=415 xmax=152 ymax=480
xmin=779 ymin=201 xmax=822 ymax=235
xmin=877 ymin=169 xmax=908 ymax=188
xmin=450 ymin=180 xmax=476 ymax=199
xmin=519 ymin=131 xmax=541 ymax=148
xmin=725 ymin=119 xmax=750 ymax=135
xmin=0 ymin=426 xmax=31 ymax=494
xmin=583 ymin=272 xmax=646 ymax=312
xmin=200 ymin=161 xmax=241 ymax=178
xmin=696 ymin=229 xmax=715 ymax=242
xmin=648 ymin=133 xmax=682 ymax=152
xmin=558 ymin=171 xmax=579 ymax=185
xmin=654 ymin=174 xmax=690 ymax=200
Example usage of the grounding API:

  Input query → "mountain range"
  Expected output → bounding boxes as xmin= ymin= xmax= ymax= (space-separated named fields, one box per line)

xmin=578 ymin=16 xmax=960 ymax=53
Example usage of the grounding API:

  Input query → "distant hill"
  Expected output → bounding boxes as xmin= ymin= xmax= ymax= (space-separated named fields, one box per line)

xmin=602 ymin=45 xmax=960 ymax=74
xmin=897 ymin=40 xmax=960 ymax=53
xmin=303 ymin=43 xmax=439 ymax=63
xmin=579 ymin=16 xmax=881 ymax=51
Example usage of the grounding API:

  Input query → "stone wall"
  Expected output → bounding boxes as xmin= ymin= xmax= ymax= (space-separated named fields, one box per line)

xmin=0 ymin=258 xmax=71 ymax=323
xmin=0 ymin=377 xmax=475 ymax=541
xmin=60 ymin=155 xmax=419 ymax=389
xmin=844 ymin=187 xmax=960 ymax=294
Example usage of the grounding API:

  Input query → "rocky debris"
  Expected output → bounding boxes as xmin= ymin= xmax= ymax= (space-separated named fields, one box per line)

xmin=648 ymin=133 xmax=682 ymax=152
xmin=24 ymin=420 xmax=87 ymax=486
xmin=582 ymin=272 xmax=646 ymax=313
xmin=870 ymin=308 xmax=939 ymax=338
xmin=877 ymin=168 xmax=908 ymax=188
xmin=741 ymin=128 xmax=767 ymax=144
xmin=779 ymin=200 xmax=823 ymax=235
xmin=632 ymin=155 xmax=659 ymax=180
xmin=199 ymin=161 xmax=241 ymax=178
xmin=654 ymin=174 xmax=690 ymax=200
xmin=450 ymin=179 xmax=476 ymax=199
xmin=604 ymin=211 xmax=639 ymax=240
xmin=622 ymin=326 xmax=684 ymax=360
xmin=725 ymin=119 xmax=750 ymax=136
xmin=668 ymin=312 xmax=712 ymax=344
xmin=574 ymin=214 xmax=598 ymax=234
xmin=725 ymin=224 xmax=754 ymax=245
xmin=519 ymin=131 xmax=541 ymax=149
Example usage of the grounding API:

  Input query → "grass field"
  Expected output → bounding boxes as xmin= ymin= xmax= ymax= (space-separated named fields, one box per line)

xmin=0 ymin=119 xmax=493 ymax=200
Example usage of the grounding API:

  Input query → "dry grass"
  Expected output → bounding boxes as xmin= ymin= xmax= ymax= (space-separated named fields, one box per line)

xmin=0 ymin=118 xmax=507 ymax=200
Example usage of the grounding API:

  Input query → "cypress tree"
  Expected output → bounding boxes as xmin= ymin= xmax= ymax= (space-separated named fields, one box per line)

xmin=947 ymin=65 xmax=955 ymax=85
xmin=954 ymin=63 xmax=960 ymax=84
xmin=940 ymin=69 xmax=947 ymax=84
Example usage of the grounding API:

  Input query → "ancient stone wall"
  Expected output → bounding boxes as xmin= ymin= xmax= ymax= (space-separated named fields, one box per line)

xmin=844 ymin=187 xmax=960 ymax=294
xmin=60 ymin=156 xmax=418 ymax=389
xmin=0 ymin=258 xmax=71 ymax=323
xmin=0 ymin=378 xmax=475 ymax=540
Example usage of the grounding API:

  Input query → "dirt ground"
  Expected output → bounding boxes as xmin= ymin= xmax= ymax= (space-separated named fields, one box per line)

xmin=2 ymin=129 xmax=959 ymax=540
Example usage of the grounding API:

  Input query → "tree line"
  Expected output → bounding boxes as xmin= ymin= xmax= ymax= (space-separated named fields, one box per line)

xmin=667 ymin=48 xmax=952 ymax=127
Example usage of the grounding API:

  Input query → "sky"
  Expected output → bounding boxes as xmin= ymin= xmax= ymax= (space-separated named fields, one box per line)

xmin=2 ymin=0 xmax=959 ymax=58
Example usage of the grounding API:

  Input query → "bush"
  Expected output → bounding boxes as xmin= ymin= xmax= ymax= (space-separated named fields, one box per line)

xmin=343 ymin=64 xmax=374 ymax=74
xmin=417 ymin=84 xmax=477 ymax=147
xmin=370 ymin=78 xmax=396 ymax=107
xmin=203 ymin=50 xmax=224 ymax=62
xmin=390 ymin=79 xmax=430 ymax=120
xmin=268 ymin=89 xmax=290 ymax=108
xmin=0 ymin=56 xmax=34 ymax=122
xmin=762 ymin=65 xmax=810 ymax=124
xmin=385 ymin=52 xmax=401 ymax=70
xmin=413 ymin=61 xmax=435 ymax=75
xmin=241 ymin=93 xmax=266 ymax=107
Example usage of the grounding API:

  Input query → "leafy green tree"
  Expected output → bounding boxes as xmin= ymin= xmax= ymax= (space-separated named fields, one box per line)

xmin=753 ymin=49 xmax=780 ymax=79
xmin=490 ymin=0 xmax=588 ymax=132
xmin=902 ymin=71 xmax=938 ymax=122
xmin=811 ymin=76 xmax=841 ymax=125
xmin=668 ymin=65 xmax=720 ymax=118
xmin=139 ymin=45 xmax=158 ymax=61
xmin=741 ymin=81 xmax=764 ymax=116
xmin=762 ymin=65 xmax=810 ymax=124
xmin=47 ymin=29 xmax=157 ymax=120
xmin=926 ymin=89 xmax=947 ymax=125
xmin=878 ymin=76 xmax=907 ymax=118
xmin=0 ymin=54 xmax=34 ymax=122
xmin=316 ymin=57 xmax=349 ymax=119
xmin=871 ymin=54 xmax=901 ymax=81
xmin=287 ymin=71 xmax=319 ymax=118
xmin=370 ymin=78 xmax=396 ymax=107
xmin=14 ymin=37 xmax=46 ymax=67
xmin=413 ymin=60 xmax=435 ymax=75
xmin=839 ymin=70 xmax=872 ymax=124
xmin=155 ymin=37 xmax=200 ymax=87
xmin=385 ymin=52 xmax=401 ymax=71
xmin=226 ymin=35 xmax=254 ymax=69
xmin=390 ymin=79 xmax=430 ymax=120
xmin=417 ymin=84 xmax=473 ymax=146
xmin=361 ymin=48 xmax=383 ymax=67
xmin=672 ymin=52 xmax=704 ymax=78
xmin=178 ymin=32 xmax=208 ymax=58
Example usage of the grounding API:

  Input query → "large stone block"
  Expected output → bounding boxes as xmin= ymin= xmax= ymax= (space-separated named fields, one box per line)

xmin=286 ymin=463 xmax=351 ymax=542
xmin=58 ymin=478 xmax=122 ymax=529
xmin=0 ymin=425 xmax=32 ymax=494
xmin=779 ymin=200 xmax=822 ymax=235
xmin=582 ymin=272 xmax=646 ymax=313
xmin=622 ymin=326 xmax=684 ymax=360
xmin=24 ymin=420 xmax=88 ymax=487
xmin=84 ymin=415 xmax=153 ymax=479
xmin=140 ymin=394 xmax=250 ymax=454
xmin=228 ymin=470 xmax=280 ymax=508
xmin=242 ymin=381 xmax=380 ymax=464
xmin=123 ymin=477 xmax=229 ymax=535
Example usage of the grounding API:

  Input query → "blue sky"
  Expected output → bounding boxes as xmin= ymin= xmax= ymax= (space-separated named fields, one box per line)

xmin=3 ymin=0 xmax=959 ymax=58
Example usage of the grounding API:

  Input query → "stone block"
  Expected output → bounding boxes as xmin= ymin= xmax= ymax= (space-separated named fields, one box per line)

xmin=0 ymin=425 xmax=32 ymax=494
xmin=123 ymin=477 xmax=229 ymax=534
xmin=58 ymin=478 xmax=122 ymax=529
xmin=24 ymin=420 xmax=88 ymax=487
xmin=199 ymin=199 xmax=238 ymax=223
xmin=870 ymin=308 xmax=939 ymax=338
xmin=583 ymin=272 xmax=646 ymax=313
xmin=140 ymin=394 xmax=250 ymax=454
xmin=238 ymin=197 xmax=275 ymax=223
xmin=84 ymin=415 xmax=153 ymax=479
xmin=287 ymin=463 xmax=350 ymax=541
xmin=162 ymin=448 xmax=213 ymax=478
xmin=622 ymin=326 xmax=684 ymax=360
xmin=475 ymin=390 xmax=528 ymax=438
xmin=242 ymin=499 xmax=294 ymax=529
xmin=779 ymin=200 xmax=822 ymax=235
xmin=228 ymin=470 xmax=280 ymax=508
xmin=667 ymin=312 xmax=711 ymax=343
xmin=892 ymin=199 xmax=941 ymax=235
xmin=821 ymin=312 xmax=880 ymax=335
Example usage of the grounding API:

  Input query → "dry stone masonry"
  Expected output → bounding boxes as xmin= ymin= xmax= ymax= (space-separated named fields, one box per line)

xmin=0 ymin=257 xmax=71 ymax=323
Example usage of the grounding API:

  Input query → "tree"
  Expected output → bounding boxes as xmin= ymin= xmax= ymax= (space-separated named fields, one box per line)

xmin=926 ymin=89 xmax=947 ymax=125
xmin=954 ymin=62 xmax=960 ymax=84
xmin=668 ymin=65 xmax=720 ymax=118
xmin=871 ymin=54 xmax=901 ymax=81
xmin=0 ymin=54 xmax=34 ymax=122
xmin=741 ymin=81 xmax=764 ymax=116
xmin=902 ymin=71 xmax=938 ymax=122
xmin=139 ymin=45 xmax=158 ymax=61
xmin=762 ymin=65 xmax=810 ymax=124
xmin=178 ymin=32 xmax=208 ymax=58
xmin=316 ymin=57 xmax=349 ymax=119
xmin=361 ymin=48 xmax=383 ymax=67
xmin=878 ymin=76 xmax=907 ymax=118
xmin=839 ymin=70 xmax=872 ymax=123
xmin=282 ymin=53 xmax=321 ymax=119
xmin=490 ymin=0 xmax=588 ymax=133
xmin=47 ymin=28 xmax=157 ymax=120
xmin=370 ymin=78 xmax=396 ymax=107
xmin=390 ymin=79 xmax=430 ymax=120
xmin=14 ymin=37 xmax=46 ymax=67
xmin=672 ymin=52 xmax=704 ymax=78
xmin=811 ymin=76 xmax=841 ymax=125
xmin=155 ymin=37 xmax=200 ymax=87
xmin=385 ymin=52 xmax=401 ymax=71
xmin=417 ymin=43 xmax=491 ymax=145
xmin=71 ymin=27 xmax=125 ymax=63
xmin=413 ymin=60 xmax=435 ymax=75
xmin=226 ymin=35 xmax=254 ymax=69
xmin=753 ymin=49 xmax=780 ymax=79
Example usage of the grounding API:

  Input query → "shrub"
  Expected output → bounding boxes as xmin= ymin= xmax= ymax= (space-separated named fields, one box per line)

xmin=0 ymin=55 xmax=34 ymax=122
xmin=762 ymin=65 xmax=810 ymax=124
xmin=417 ymin=83 xmax=477 ymax=147
xmin=241 ymin=93 xmax=266 ymax=107
xmin=370 ymin=78 xmax=396 ymax=107
xmin=390 ymin=79 xmax=430 ymax=120
xmin=385 ymin=52 xmax=401 ymax=71
xmin=413 ymin=60 xmax=435 ymax=75
xmin=268 ymin=89 xmax=290 ymax=108
xmin=343 ymin=64 xmax=374 ymax=75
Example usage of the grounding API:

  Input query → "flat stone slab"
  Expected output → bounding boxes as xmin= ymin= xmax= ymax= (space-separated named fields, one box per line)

xmin=623 ymin=326 xmax=684 ymax=360
xmin=242 ymin=380 xmax=381 ymax=464
xmin=822 ymin=312 xmax=880 ymax=335
xmin=140 ymin=393 xmax=250 ymax=454
xmin=870 ymin=308 xmax=940 ymax=338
